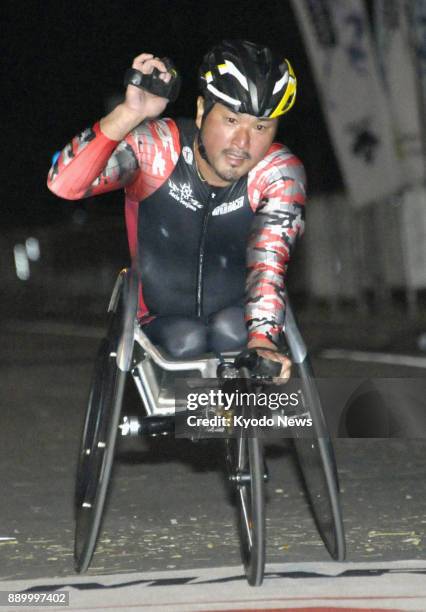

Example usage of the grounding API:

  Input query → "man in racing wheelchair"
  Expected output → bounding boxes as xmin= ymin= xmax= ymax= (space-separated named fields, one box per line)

xmin=47 ymin=40 xmax=305 ymax=377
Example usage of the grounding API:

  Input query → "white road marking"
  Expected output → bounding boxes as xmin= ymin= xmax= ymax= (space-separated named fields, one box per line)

xmin=320 ymin=349 xmax=426 ymax=369
xmin=1 ymin=561 xmax=426 ymax=611
xmin=1 ymin=319 xmax=104 ymax=338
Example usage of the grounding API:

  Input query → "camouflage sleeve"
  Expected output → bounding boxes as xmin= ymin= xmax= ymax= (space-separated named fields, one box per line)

xmin=246 ymin=146 xmax=306 ymax=347
xmin=47 ymin=122 xmax=139 ymax=200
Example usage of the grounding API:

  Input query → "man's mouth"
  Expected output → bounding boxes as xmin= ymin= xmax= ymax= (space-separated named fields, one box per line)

xmin=224 ymin=150 xmax=250 ymax=165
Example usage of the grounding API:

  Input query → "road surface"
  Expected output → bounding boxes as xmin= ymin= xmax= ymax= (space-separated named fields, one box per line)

xmin=0 ymin=319 xmax=425 ymax=583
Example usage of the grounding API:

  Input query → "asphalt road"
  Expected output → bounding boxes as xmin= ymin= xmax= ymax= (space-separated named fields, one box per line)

xmin=0 ymin=320 xmax=425 ymax=582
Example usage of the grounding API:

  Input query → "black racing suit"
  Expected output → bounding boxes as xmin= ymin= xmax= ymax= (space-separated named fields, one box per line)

xmin=48 ymin=118 xmax=306 ymax=356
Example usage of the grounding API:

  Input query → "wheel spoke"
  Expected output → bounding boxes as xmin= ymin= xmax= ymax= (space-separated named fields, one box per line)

xmin=238 ymin=486 xmax=253 ymax=549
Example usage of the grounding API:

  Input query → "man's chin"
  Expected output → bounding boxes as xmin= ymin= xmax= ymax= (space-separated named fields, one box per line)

xmin=214 ymin=164 xmax=246 ymax=183
xmin=203 ymin=152 xmax=250 ymax=183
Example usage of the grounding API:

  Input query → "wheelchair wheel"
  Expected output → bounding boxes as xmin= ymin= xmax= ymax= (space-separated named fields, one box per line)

xmin=292 ymin=357 xmax=345 ymax=561
xmin=74 ymin=269 xmax=137 ymax=573
xmin=75 ymin=337 xmax=110 ymax=512
xmin=74 ymin=334 xmax=126 ymax=572
xmin=225 ymin=413 xmax=265 ymax=586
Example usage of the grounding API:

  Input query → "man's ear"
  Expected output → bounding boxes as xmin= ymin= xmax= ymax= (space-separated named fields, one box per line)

xmin=195 ymin=96 xmax=205 ymax=129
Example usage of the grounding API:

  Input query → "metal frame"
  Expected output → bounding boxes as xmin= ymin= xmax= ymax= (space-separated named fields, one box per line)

xmin=111 ymin=280 xmax=309 ymax=418
xmin=131 ymin=324 xmax=237 ymax=416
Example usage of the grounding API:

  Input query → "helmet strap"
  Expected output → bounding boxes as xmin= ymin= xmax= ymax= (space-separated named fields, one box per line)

xmin=197 ymin=129 xmax=209 ymax=163
xmin=196 ymin=96 xmax=215 ymax=164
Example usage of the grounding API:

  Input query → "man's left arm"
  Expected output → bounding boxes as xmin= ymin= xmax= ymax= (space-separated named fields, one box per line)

xmin=245 ymin=150 xmax=306 ymax=378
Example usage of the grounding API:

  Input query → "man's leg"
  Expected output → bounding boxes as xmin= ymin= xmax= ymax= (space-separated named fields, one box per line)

xmin=142 ymin=316 xmax=208 ymax=358
xmin=208 ymin=305 xmax=247 ymax=353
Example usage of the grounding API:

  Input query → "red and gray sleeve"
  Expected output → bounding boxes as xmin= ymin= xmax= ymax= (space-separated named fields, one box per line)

xmin=246 ymin=146 xmax=306 ymax=347
xmin=47 ymin=119 xmax=180 ymax=203
xmin=47 ymin=122 xmax=140 ymax=200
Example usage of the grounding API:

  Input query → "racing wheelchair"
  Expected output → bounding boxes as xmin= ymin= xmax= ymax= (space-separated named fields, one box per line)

xmin=74 ymin=267 xmax=345 ymax=586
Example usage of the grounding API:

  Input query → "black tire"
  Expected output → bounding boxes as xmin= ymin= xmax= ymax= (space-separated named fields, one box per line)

xmin=74 ymin=337 xmax=110 ymax=513
xmin=74 ymin=335 xmax=126 ymax=572
xmin=74 ymin=269 xmax=136 ymax=573
xmin=225 ymin=412 xmax=265 ymax=586
xmin=292 ymin=357 xmax=345 ymax=561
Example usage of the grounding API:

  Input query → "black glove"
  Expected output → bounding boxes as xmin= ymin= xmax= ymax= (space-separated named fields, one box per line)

xmin=124 ymin=57 xmax=181 ymax=102
xmin=235 ymin=348 xmax=282 ymax=380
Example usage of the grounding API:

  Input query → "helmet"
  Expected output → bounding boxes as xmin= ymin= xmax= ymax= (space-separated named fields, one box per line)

xmin=198 ymin=40 xmax=297 ymax=119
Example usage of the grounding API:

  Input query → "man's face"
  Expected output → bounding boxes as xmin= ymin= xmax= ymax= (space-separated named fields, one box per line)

xmin=195 ymin=99 xmax=278 ymax=185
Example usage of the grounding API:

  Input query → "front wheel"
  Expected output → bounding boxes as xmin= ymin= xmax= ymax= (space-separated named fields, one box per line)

xmin=225 ymin=417 xmax=265 ymax=586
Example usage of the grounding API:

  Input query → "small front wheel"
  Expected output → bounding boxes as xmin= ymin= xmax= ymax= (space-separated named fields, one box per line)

xmin=225 ymin=414 xmax=265 ymax=586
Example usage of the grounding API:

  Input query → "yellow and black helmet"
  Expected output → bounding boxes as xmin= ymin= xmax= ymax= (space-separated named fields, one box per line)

xmin=199 ymin=40 xmax=297 ymax=118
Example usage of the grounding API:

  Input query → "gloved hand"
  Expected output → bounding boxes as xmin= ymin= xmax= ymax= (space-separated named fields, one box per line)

xmin=124 ymin=56 xmax=181 ymax=103
xmin=235 ymin=347 xmax=290 ymax=381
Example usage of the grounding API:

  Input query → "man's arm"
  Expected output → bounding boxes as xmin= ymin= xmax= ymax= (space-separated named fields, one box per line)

xmin=47 ymin=53 xmax=173 ymax=200
xmin=47 ymin=123 xmax=139 ymax=200
xmin=245 ymin=147 xmax=306 ymax=376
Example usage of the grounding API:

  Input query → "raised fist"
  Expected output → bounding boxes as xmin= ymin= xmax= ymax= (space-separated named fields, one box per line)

xmin=123 ymin=53 xmax=173 ymax=119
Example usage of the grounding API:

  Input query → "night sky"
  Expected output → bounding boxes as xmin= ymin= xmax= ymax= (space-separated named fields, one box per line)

xmin=3 ymin=0 xmax=343 ymax=227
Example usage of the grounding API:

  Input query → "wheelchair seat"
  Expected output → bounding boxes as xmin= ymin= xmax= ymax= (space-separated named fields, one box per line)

xmin=132 ymin=323 xmax=238 ymax=416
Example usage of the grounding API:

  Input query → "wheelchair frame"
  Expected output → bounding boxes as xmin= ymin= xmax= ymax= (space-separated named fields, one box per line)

xmin=73 ymin=268 xmax=346 ymax=586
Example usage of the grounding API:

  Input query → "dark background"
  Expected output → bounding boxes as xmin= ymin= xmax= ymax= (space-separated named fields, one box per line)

xmin=2 ymin=0 xmax=346 ymax=228
xmin=2 ymin=3 xmax=426 ymax=585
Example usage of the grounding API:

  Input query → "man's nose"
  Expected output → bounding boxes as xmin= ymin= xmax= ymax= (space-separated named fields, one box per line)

xmin=232 ymin=127 xmax=250 ymax=150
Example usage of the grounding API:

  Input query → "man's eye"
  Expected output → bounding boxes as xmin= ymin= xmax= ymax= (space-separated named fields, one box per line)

xmin=226 ymin=116 xmax=237 ymax=124
xmin=256 ymin=124 xmax=266 ymax=131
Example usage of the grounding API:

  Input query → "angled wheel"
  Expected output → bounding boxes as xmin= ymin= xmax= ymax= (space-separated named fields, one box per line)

xmin=283 ymin=293 xmax=345 ymax=561
xmin=225 ymin=403 xmax=265 ymax=586
xmin=74 ymin=337 xmax=113 ymax=513
xmin=74 ymin=269 xmax=137 ymax=573
xmin=291 ymin=357 xmax=345 ymax=561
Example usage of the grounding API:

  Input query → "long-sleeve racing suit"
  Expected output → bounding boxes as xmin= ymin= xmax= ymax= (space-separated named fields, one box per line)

xmin=47 ymin=117 xmax=306 ymax=347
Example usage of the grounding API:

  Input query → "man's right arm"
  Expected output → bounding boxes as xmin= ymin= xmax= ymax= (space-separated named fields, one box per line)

xmin=47 ymin=119 xmax=137 ymax=200
xmin=47 ymin=53 xmax=173 ymax=200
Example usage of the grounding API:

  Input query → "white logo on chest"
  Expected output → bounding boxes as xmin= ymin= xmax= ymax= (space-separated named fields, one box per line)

xmin=182 ymin=146 xmax=193 ymax=165
xmin=168 ymin=180 xmax=203 ymax=211
xmin=212 ymin=196 xmax=244 ymax=216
